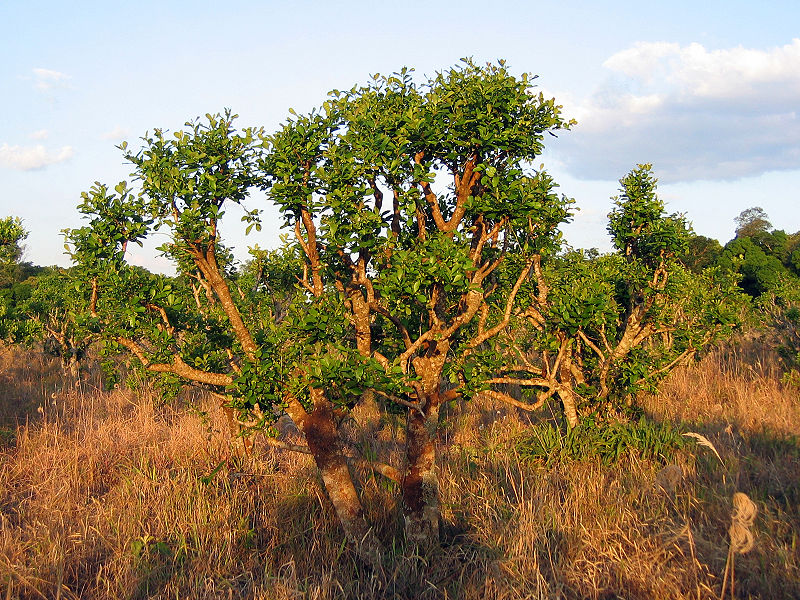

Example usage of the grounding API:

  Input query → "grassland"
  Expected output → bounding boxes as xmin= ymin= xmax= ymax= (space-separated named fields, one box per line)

xmin=0 ymin=338 xmax=798 ymax=599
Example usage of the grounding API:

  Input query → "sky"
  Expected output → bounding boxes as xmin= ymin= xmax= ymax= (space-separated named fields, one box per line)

xmin=1 ymin=0 xmax=799 ymax=272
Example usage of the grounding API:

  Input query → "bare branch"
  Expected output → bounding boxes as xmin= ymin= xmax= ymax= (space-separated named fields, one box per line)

xmin=262 ymin=436 xmax=313 ymax=455
xmin=578 ymin=330 xmax=606 ymax=361
xmin=356 ymin=460 xmax=402 ymax=484
xmin=90 ymin=277 xmax=99 ymax=318
xmin=146 ymin=303 xmax=175 ymax=337
xmin=468 ymin=257 xmax=533 ymax=349
xmin=532 ymin=254 xmax=548 ymax=305
xmin=484 ymin=376 xmax=550 ymax=387
xmin=372 ymin=389 xmax=424 ymax=415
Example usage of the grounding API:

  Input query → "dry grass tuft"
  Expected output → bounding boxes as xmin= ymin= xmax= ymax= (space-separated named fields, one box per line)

xmin=0 ymin=341 xmax=798 ymax=598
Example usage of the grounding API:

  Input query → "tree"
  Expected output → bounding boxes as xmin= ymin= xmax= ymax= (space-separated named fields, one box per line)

xmin=720 ymin=236 xmax=787 ymax=297
xmin=69 ymin=62 xmax=574 ymax=557
xmin=259 ymin=61 xmax=573 ymax=548
xmin=0 ymin=217 xmax=27 ymax=265
xmin=0 ymin=217 xmax=30 ymax=289
xmin=0 ymin=218 xmax=48 ymax=345
xmin=6 ymin=267 xmax=100 ymax=377
xmin=734 ymin=206 xmax=772 ymax=239
xmin=486 ymin=166 xmax=744 ymax=426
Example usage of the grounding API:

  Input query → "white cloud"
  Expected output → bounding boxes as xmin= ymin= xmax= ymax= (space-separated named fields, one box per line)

xmin=100 ymin=126 xmax=131 ymax=141
xmin=29 ymin=129 xmax=49 ymax=140
xmin=32 ymin=67 xmax=71 ymax=92
xmin=0 ymin=144 xmax=75 ymax=170
xmin=552 ymin=39 xmax=800 ymax=182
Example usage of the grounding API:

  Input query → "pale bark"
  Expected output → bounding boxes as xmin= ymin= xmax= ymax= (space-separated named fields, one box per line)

xmin=401 ymin=399 xmax=441 ymax=550
xmin=557 ymin=386 xmax=580 ymax=429
xmin=301 ymin=390 xmax=383 ymax=565
xmin=401 ymin=351 xmax=447 ymax=549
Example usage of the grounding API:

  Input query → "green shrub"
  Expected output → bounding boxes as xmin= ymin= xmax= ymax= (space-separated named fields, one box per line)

xmin=516 ymin=417 xmax=687 ymax=466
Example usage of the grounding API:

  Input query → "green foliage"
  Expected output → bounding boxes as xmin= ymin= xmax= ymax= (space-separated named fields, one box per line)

xmin=123 ymin=109 xmax=264 ymax=254
xmin=237 ymin=241 xmax=303 ymax=324
xmin=720 ymin=236 xmax=787 ymax=297
xmin=66 ymin=182 xmax=152 ymax=270
xmin=714 ymin=207 xmax=800 ymax=299
xmin=260 ymin=59 xmax=574 ymax=413
xmin=0 ymin=217 xmax=30 ymax=290
xmin=499 ymin=165 xmax=745 ymax=424
xmin=757 ymin=278 xmax=800 ymax=382
xmin=0 ymin=216 xmax=27 ymax=266
xmin=681 ymin=234 xmax=723 ymax=273
xmin=607 ymin=165 xmax=690 ymax=266
xmin=516 ymin=417 xmax=688 ymax=466
xmin=0 ymin=217 xmax=98 ymax=371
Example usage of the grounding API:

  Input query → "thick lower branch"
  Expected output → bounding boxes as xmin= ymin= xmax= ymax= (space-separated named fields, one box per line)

xmin=481 ymin=389 xmax=549 ymax=412
xmin=117 ymin=337 xmax=233 ymax=387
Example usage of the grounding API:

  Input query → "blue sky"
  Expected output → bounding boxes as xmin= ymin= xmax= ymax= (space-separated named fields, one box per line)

xmin=2 ymin=0 xmax=799 ymax=271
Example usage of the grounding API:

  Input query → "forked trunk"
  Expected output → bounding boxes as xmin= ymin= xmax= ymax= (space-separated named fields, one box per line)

xmin=402 ymin=399 xmax=441 ymax=550
xmin=301 ymin=393 xmax=383 ymax=566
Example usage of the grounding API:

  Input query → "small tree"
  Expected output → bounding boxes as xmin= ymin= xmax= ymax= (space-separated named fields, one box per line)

xmin=0 ymin=217 xmax=29 ymax=290
xmin=720 ymin=236 xmax=787 ymax=297
xmin=487 ymin=165 xmax=744 ymax=426
xmin=11 ymin=268 xmax=99 ymax=377
xmin=681 ymin=234 xmax=723 ymax=273
xmin=259 ymin=61 xmax=572 ymax=547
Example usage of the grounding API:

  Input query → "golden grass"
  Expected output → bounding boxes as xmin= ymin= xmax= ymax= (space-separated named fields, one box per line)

xmin=0 ymin=340 xmax=798 ymax=599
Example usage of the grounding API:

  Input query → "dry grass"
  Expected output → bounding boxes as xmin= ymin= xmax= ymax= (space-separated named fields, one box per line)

xmin=0 ymin=340 xmax=798 ymax=599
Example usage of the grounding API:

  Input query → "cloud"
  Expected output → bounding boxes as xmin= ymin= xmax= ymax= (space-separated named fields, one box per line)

xmin=100 ymin=126 xmax=131 ymax=141
xmin=0 ymin=144 xmax=75 ymax=170
xmin=29 ymin=129 xmax=49 ymax=140
xmin=32 ymin=67 xmax=71 ymax=92
xmin=552 ymin=39 xmax=800 ymax=182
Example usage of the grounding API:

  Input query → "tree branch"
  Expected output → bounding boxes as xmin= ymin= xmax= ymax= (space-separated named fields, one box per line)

xmin=480 ymin=389 xmax=549 ymax=412
xmin=146 ymin=303 xmax=175 ymax=337
xmin=117 ymin=337 xmax=233 ymax=386
xmin=578 ymin=329 xmax=606 ymax=362
xmin=467 ymin=257 xmax=533 ymax=349
xmin=370 ymin=302 xmax=413 ymax=350
xmin=372 ymin=389 xmax=424 ymax=415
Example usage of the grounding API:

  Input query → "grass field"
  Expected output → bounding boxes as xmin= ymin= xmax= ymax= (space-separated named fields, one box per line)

xmin=0 ymin=339 xmax=798 ymax=599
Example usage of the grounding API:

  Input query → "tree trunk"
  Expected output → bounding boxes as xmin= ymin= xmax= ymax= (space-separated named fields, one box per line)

xmin=401 ymin=397 xmax=441 ymax=551
xmin=558 ymin=348 xmax=580 ymax=428
xmin=558 ymin=386 xmax=580 ymax=429
xmin=67 ymin=354 xmax=81 ymax=379
xmin=301 ymin=390 xmax=383 ymax=566
xmin=402 ymin=351 xmax=447 ymax=551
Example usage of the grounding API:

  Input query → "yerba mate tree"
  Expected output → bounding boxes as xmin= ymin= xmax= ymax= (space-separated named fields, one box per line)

xmin=259 ymin=60 xmax=572 ymax=548
xmin=66 ymin=112 xmax=394 ymax=563
xmin=487 ymin=165 xmax=744 ymax=426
